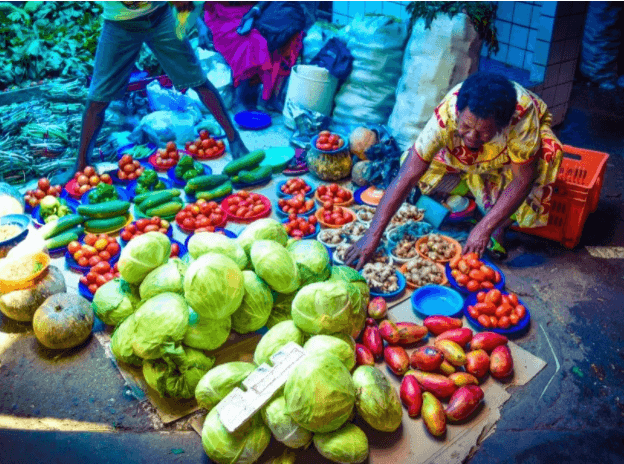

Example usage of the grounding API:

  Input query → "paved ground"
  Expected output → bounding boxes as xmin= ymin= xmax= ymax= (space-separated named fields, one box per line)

xmin=1 ymin=81 xmax=624 ymax=464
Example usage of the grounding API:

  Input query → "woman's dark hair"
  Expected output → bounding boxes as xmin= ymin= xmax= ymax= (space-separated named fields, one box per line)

xmin=456 ymin=72 xmax=517 ymax=129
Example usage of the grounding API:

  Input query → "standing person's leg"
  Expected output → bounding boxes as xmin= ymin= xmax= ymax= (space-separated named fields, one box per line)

xmin=146 ymin=6 xmax=249 ymax=158
xmin=52 ymin=17 xmax=146 ymax=184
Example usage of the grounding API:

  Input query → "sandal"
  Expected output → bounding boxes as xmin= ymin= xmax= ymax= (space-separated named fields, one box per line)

xmin=487 ymin=238 xmax=508 ymax=261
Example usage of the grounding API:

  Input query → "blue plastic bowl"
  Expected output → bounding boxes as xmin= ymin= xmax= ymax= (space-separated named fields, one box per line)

xmin=411 ymin=285 xmax=465 ymax=319
xmin=276 ymin=179 xmax=316 ymax=199
xmin=463 ymin=291 xmax=531 ymax=336
xmin=0 ymin=214 xmax=30 ymax=258
xmin=363 ymin=269 xmax=407 ymax=301
xmin=310 ymin=134 xmax=349 ymax=155
xmin=275 ymin=202 xmax=317 ymax=219
xmin=445 ymin=257 xmax=506 ymax=294
xmin=78 ymin=281 xmax=94 ymax=302
xmin=234 ymin=110 xmax=272 ymax=130
xmin=31 ymin=198 xmax=79 ymax=228
xmin=65 ymin=238 xmax=121 ymax=274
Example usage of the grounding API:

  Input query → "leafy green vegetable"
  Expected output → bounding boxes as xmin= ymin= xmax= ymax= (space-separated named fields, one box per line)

xmin=352 ymin=365 xmax=403 ymax=432
xmin=313 ymin=423 xmax=369 ymax=464
xmin=183 ymin=309 xmax=231 ymax=351
xmin=250 ymin=240 xmax=300 ymax=294
xmin=110 ymin=313 xmax=142 ymax=366
xmin=303 ymin=335 xmax=356 ymax=371
xmin=291 ymin=281 xmax=353 ymax=335
xmin=195 ymin=362 xmax=256 ymax=411
xmin=253 ymin=320 xmax=305 ymax=366
xmin=236 ymin=218 xmax=289 ymax=256
xmin=118 ymin=232 xmax=171 ymax=285
xmin=262 ymin=395 xmax=313 ymax=449
xmin=143 ymin=345 xmax=215 ymax=399
xmin=92 ymin=278 xmax=140 ymax=326
xmin=231 ymin=271 xmax=273 ymax=334
xmin=137 ymin=169 xmax=158 ymax=188
xmin=139 ymin=258 xmax=187 ymax=300
xmin=187 ymin=232 xmax=248 ymax=270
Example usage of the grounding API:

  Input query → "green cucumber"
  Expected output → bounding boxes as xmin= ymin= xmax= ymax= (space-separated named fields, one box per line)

xmin=77 ymin=201 xmax=130 ymax=219
xmin=44 ymin=225 xmax=85 ymax=250
xmin=42 ymin=214 xmax=84 ymax=240
xmin=184 ymin=174 xmax=229 ymax=194
xmin=138 ymin=191 xmax=181 ymax=212
xmin=195 ymin=181 xmax=233 ymax=201
xmin=84 ymin=215 xmax=128 ymax=233
xmin=146 ymin=200 xmax=184 ymax=217
xmin=236 ymin=165 xmax=273 ymax=184
xmin=134 ymin=188 xmax=180 ymax=205
xmin=222 ymin=150 xmax=266 ymax=176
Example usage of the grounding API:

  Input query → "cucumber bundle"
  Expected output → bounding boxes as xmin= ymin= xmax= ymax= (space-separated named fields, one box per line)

xmin=222 ymin=150 xmax=272 ymax=186
xmin=135 ymin=189 xmax=183 ymax=219
xmin=43 ymin=214 xmax=85 ymax=250
xmin=77 ymin=200 xmax=132 ymax=234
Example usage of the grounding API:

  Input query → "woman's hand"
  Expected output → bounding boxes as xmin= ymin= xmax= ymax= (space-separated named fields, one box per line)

xmin=463 ymin=221 xmax=493 ymax=257
xmin=344 ymin=232 xmax=380 ymax=271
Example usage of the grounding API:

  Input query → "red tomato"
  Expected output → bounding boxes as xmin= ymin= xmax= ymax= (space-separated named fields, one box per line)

xmin=93 ymin=261 xmax=111 ymax=274
xmin=199 ymin=130 xmax=209 ymax=140
xmin=99 ymin=251 xmax=111 ymax=261
xmin=84 ymin=233 xmax=97 ymax=246
xmin=67 ymin=241 xmax=81 ymax=254
xmin=88 ymin=284 xmax=99 ymax=295
xmin=170 ymin=243 xmax=180 ymax=257
xmin=88 ymin=256 xmax=101 ymax=267
xmin=183 ymin=218 xmax=195 ymax=230
xmin=121 ymin=230 xmax=133 ymax=242
xmin=136 ymin=219 xmax=150 ymax=231
xmin=106 ymin=242 xmax=120 ymax=256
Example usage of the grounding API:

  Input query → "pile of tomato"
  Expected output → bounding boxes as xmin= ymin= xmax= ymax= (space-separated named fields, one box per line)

xmin=315 ymin=131 xmax=345 ymax=151
xmin=186 ymin=130 xmax=225 ymax=159
xmin=68 ymin=233 xmax=121 ymax=268
xmin=175 ymin=199 xmax=226 ymax=232
xmin=467 ymin=288 xmax=527 ymax=329
xmin=277 ymin=194 xmax=315 ymax=215
xmin=79 ymin=261 xmax=121 ymax=295
xmin=117 ymin=155 xmax=145 ymax=181
xmin=449 ymin=253 xmax=502 ymax=293
xmin=319 ymin=201 xmax=354 ymax=226
xmin=316 ymin=183 xmax=352 ymax=204
xmin=280 ymin=178 xmax=312 ymax=197
xmin=120 ymin=216 xmax=170 ymax=242
xmin=73 ymin=166 xmax=112 ymax=195
xmin=154 ymin=141 xmax=180 ymax=169
xmin=283 ymin=214 xmax=318 ymax=239
xmin=225 ymin=191 xmax=267 ymax=219
xmin=24 ymin=178 xmax=63 ymax=209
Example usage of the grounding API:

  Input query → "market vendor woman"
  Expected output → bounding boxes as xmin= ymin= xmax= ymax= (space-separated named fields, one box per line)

xmin=345 ymin=72 xmax=564 ymax=269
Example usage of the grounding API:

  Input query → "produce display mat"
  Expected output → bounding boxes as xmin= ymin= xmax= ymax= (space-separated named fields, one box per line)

xmin=189 ymin=302 xmax=547 ymax=464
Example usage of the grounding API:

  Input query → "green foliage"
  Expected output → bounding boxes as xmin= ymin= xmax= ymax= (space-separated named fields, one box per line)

xmin=0 ymin=2 xmax=103 ymax=88
xmin=406 ymin=1 xmax=499 ymax=55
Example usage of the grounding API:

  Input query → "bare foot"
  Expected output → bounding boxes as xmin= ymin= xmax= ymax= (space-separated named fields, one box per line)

xmin=229 ymin=136 xmax=250 ymax=159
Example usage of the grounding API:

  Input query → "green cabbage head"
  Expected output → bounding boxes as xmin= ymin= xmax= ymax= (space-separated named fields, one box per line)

xmin=202 ymin=408 xmax=271 ymax=464
xmin=183 ymin=253 xmax=244 ymax=319
xmin=143 ymin=345 xmax=215 ymax=399
xmin=286 ymin=239 xmax=331 ymax=287
xmin=188 ymin=232 xmax=248 ymax=270
xmin=110 ymin=313 xmax=142 ymax=366
xmin=236 ymin=218 xmax=289 ymax=256
xmin=139 ymin=258 xmax=187 ymax=300
xmin=303 ymin=334 xmax=356 ymax=371
xmin=130 ymin=292 xmax=189 ymax=360
xmin=284 ymin=353 xmax=355 ymax=433
xmin=118 ymin=231 xmax=171 ymax=284
xmin=195 ymin=362 xmax=256 ymax=411
xmin=352 ymin=365 xmax=403 ymax=432
xmin=183 ymin=309 xmax=231 ymax=351
xmin=266 ymin=291 xmax=296 ymax=328
xmin=250 ymin=240 xmax=299 ymax=294
xmin=291 ymin=280 xmax=352 ymax=335
xmin=253 ymin=320 xmax=305 ymax=366
xmin=231 ymin=271 xmax=273 ymax=334
xmin=313 ymin=423 xmax=369 ymax=464
xmin=329 ymin=266 xmax=370 ymax=337
xmin=262 ymin=395 xmax=312 ymax=448
xmin=92 ymin=278 xmax=140 ymax=326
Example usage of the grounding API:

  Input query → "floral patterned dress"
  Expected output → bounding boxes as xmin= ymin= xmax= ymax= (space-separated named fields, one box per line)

xmin=402 ymin=82 xmax=564 ymax=228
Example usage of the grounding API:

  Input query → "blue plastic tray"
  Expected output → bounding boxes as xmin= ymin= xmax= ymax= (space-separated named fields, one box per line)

xmin=81 ymin=186 xmax=131 ymax=205
xmin=411 ymin=285 xmax=465 ymax=318
xmin=31 ymin=198 xmax=79 ymax=228
xmin=166 ymin=163 xmax=212 ymax=188
xmin=281 ymin=218 xmax=320 ymax=240
xmin=366 ymin=270 xmax=407 ymax=301
xmin=445 ymin=257 xmax=505 ymax=295
xmin=234 ymin=110 xmax=272 ymax=130
xmin=276 ymin=179 xmax=316 ymax=199
xmin=463 ymin=291 xmax=531 ymax=336
xmin=78 ymin=281 xmax=94 ymax=302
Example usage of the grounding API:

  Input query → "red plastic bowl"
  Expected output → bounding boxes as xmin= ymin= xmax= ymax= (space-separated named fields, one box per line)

xmin=221 ymin=193 xmax=272 ymax=223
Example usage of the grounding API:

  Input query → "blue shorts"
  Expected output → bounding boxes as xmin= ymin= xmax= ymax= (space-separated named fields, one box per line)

xmin=88 ymin=4 xmax=206 ymax=102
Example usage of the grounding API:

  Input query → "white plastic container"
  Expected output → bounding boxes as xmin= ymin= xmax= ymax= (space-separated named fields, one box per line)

xmin=283 ymin=65 xmax=339 ymax=129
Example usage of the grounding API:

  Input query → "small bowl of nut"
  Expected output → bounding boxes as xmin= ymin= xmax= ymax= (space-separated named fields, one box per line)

xmin=355 ymin=205 xmax=375 ymax=224
xmin=360 ymin=262 xmax=406 ymax=299
xmin=317 ymin=229 xmax=347 ymax=248
xmin=341 ymin=221 xmax=369 ymax=243
xmin=415 ymin=234 xmax=462 ymax=264
xmin=400 ymin=257 xmax=447 ymax=289
xmin=370 ymin=244 xmax=393 ymax=266
xmin=389 ymin=204 xmax=425 ymax=228
xmin=332 ymin=243 xmax=351 ymax=265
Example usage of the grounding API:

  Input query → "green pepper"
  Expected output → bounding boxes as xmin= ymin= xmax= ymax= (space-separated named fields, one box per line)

xmin=182 ymin=169 xmax=199 ymax=181
xmin=138 ymin=169 xmax=158 ymax=187
xmin=154 ymin=181 xmax=166 ymax=191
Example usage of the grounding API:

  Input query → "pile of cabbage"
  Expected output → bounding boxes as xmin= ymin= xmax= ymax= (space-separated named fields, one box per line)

xmin=92 ymin=222 xmax=402 ymax=463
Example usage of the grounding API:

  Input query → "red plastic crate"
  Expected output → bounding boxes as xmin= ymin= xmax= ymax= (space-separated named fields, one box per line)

xmin=512 ymin=145 xmax=609 ymax=249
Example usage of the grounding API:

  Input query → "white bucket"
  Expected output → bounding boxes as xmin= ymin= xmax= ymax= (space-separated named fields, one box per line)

xmin=283 ymin=65 xmax=339 ymax=129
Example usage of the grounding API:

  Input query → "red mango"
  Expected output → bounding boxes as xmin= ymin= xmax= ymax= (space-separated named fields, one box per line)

xmin=384 ymin=345 xmax=410 ymax=376
xmin=400 ymin=374 xmax=423 ymax=417
xmin=379 ymin=320 xmax=401 ymax=344
xmin=355 ymin=343 xmax=375 ymax=367
xmin=470 ymin=331 xmax=508 ymax=353
xmin=422 ymin=392 xmax=446 ymax=436
xmin=404 ymin=369 xmax=457 ymax=399
xmin=490 ymin=344 xmax=514 ymax=379
xmin=448 ymin=372 xmax=479 ymax=387
xmin=465 ymin=349 xmax=490 ymax=378
xmin=423 ymin=316 xmax=463 ymax=336
xmin=362 ymin=322 xmax=383 ymax=361
xmin=435 ymin=327 xmax=473 ymax=347
xmin=445 ymin=385 xmax=484 ymax=421
xmin=410 ymin=346 xmax=444 ymax=372
xmin=395 ymin=322 xmax=428 ymax=345
xmin=367 ymin=296 xmax=387 ymax=319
